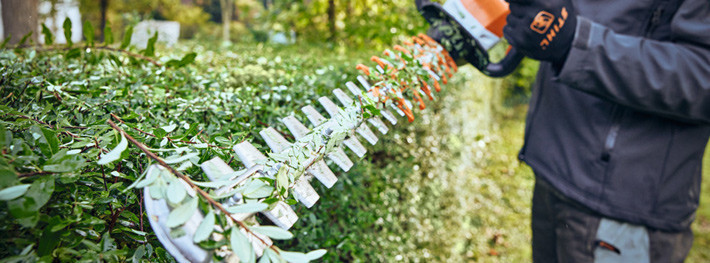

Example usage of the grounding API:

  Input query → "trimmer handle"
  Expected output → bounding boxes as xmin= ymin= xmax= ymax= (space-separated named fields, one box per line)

xmin=485 ymin=47 xmax=524 ymax=78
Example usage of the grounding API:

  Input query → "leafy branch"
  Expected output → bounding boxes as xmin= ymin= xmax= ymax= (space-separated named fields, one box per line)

xmin=106 ymin=120 xmax=276 ymax=250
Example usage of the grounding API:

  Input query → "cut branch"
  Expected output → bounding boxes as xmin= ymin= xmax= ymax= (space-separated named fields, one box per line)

xmin=107 ymin=120 xmax=276 ymax=249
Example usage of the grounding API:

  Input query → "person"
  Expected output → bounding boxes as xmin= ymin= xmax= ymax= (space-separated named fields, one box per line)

xmin=420 ymin=0 xmax=710 ymax=262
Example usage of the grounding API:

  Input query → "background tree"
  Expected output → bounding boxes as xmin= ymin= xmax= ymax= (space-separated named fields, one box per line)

xmin=220 ymin=0 xmax=233 ymax=43
xmin=1 ymin=0 xmax=39 ymax=44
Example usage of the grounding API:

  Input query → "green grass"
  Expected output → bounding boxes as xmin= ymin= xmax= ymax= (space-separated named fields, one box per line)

xmin=689 ymin=144 xmax=710 ymax=262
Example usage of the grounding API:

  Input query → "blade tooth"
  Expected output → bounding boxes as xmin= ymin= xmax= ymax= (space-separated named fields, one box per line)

xmin=259 ymin=127 xmax=292 ymax=153
xmin=281 ymin=116 xmax=310 ymax=139
xmin=233 ymin=141 xmax=267 ymax=169
xmin=348 ymin=80 xmax=398 ymax=126
xmin=286 ymin=107 xmax=352 ymax=172
xmin=260 ymin=127 xmax=323 ymax=207
xmin=144 ymin=168 xmax=211 ymax=263
xmin=200 ymin=157 xmax=250 ymax=197
xmin=426 ymin=69 xmax=441 ymax=81
xmin=404 ymin=99 xmax=414 ymax=110
xmin=357 ymin=123 xmax=378 ymax=145
xmin=343 ymin=137 xmax=367 ymax=158
xmin=381 ymin=110 xmax=398 ymax=125
xmin=328 ymin=148 xmax=354 ymax=172
xmin=307 ymin=160 xmax=338 ymax=188
xmin=292 ymin=177 xmax=320 ymax=208
xmin=337 ymin=86 xmax=389 ymax=134
xmin=318 ymin=96 xmax=341 ymax=118
xmin=243 ymin=223 xmax=272 ymax=257
xmin=357 ymin=75 xmax=372 ymax=90
xmin=302 ymin=105 xmax=327 ymax=126
xmin=391 ymin=104 xmax=406 ymax=116
xmin=368 ymin=118 xmax=389 ymax=134
xmin=345 ymin=81 xmax=362 ymax=97
xmin=261 ymin=201 xmax=299 ymax=230
xmin=200 ymin=157 xmax=235 ymax=181
xmin=333 ymin=88 xmax=354 ymax=106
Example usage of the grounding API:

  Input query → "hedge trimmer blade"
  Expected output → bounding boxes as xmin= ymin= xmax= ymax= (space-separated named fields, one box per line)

xmin=142 ymin=36 xmax=456 ymax=262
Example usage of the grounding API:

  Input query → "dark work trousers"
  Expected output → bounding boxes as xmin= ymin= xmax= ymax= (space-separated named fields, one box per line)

xmin=532 ymin=178 xmax=694 ymax=263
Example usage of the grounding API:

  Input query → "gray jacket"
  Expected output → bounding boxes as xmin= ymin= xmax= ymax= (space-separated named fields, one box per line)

xmin=520 ymin=0 xmax=710 ymax=231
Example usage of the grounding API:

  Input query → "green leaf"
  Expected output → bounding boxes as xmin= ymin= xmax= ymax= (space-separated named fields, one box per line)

xmin=40 ymin=127 xmax=60 ymax=155
xmin=249 ymin=225 xmax=293 ymax=240
xmin=104 ymin=21 xmax=114 ymax=45
xmin=193 ymin=209 xmax=215 ymax=243
xmin=166 ymin=52 xmax=197 ymax=68
xmin=167 ymin=180 xmax=187 ymax=204
xmin=244 ymin=185 xmax=274 ymax=199
xmin=0 ymin=35 xmax=10 ymax=49
xmin=132 ymin=245 xmax=146 ymax=263
xmin=38 ymin=226 xmax=61 ymax=256
xmin=17 ymin=32 xmax=32 ymax=48
xmin=164 ymin=152 xmax=199 ymax=164
xmin=43 ymin=149 xmax=86 ymax=173
xmin=165 ymin=197 xmax=198 ymax=228
xmin=0 ymin=184 xmax=31 ymax=201
xmin=143 ymin=32 xmax=158 ymax=57
xmin=0 ymin=159 xmax=17 ymax=189
xmin=65 ymin=48 xmax=81 ymax=59
xmin=305 ymin=249 xmax=327 ymax=260
xmin=153 ymin=127 xmax=167 ymax=138
xmin=230 ymin=227 xmax=254 ymax=263
xmin=133 ymin=166 xmax=161 ymax=189
xmin=100 ymin=232 xmax=116 ymax=252
xmin=225 ymin=202 xmax=268 ymax=214
xmin=120 ymin=25 xmax=133 ymax=49
xmin=276 ymin=165 xmax=289 ymax=192
xmin=41 ymin=24 xmax=54 ymax=45
xmin=8 ymin=176 xmax=54 ymax=227
xmin=279 ymin=251 xmax=310 ymax=263
xmin=98 ymin=133 xmax=128 ymax=165
xmin=258 ymin=253 xmax=272 ymax=263
xmin=83 ymin=21 xmax=95 ymax=46
xmin=63 ymin=18 xmax=73 ymax=46
xmin=263 ymin=248 xmax=282 ymax=263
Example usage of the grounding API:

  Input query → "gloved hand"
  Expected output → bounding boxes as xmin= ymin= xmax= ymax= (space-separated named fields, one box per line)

xmin=503 ymin=0 xmax=577 ymax=66
xmin=416 ymin=0 xmax=490 ymax=69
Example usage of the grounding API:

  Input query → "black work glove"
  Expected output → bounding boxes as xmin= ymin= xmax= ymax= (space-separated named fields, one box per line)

xmin=416 ymin=0 xmax=490 ymax=69
xmin=503 ymin=0 xmax=577 ymax=67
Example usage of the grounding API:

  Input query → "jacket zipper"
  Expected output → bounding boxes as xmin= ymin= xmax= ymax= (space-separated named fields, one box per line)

xmin=601 ymin=105 xmax=623 ymax=162
xmin=600 ymin=2 xmax=667 ymax=162
xmin=645 ymin=4 xmax=666 ymax=37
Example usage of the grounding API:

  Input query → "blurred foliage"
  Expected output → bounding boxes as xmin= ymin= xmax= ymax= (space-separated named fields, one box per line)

xmin=78 ymin=0 xmax=211 ymax=39
xmin=257 ymin=0 xmax=430 ymax=48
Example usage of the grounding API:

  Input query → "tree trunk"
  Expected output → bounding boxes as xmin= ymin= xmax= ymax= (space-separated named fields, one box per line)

xmin=327 ymin=0 xmax=335 ymax=41
xmin=100 ymin=0 xmax=109 ymax=41
xmin=1 ymin=0 xmax=39 ymax=45
xmin=220 ymin=0 xmax=233 ymax=43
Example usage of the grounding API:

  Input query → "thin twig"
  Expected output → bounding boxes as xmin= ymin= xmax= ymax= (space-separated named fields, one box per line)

xmin=107 ymin=120 xmax=276 ymax=249
xmin=17 ymin=171 xmax=53 ymax=178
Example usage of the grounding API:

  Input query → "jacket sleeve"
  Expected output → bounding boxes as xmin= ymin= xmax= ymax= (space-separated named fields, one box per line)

xmin=555 ymin=0 xmax=710 ymax=123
